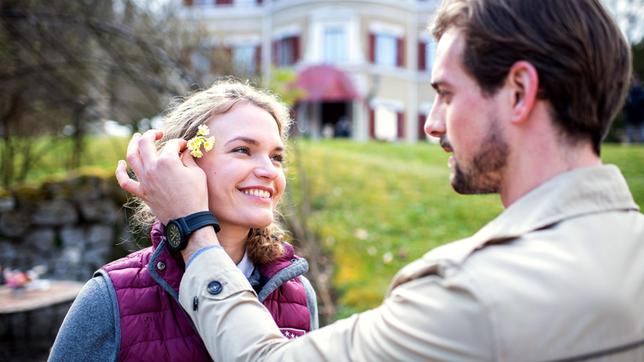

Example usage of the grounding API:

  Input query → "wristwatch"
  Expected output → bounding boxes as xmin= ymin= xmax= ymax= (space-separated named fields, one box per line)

xmin=164 ymin=211 xmax=220 ymax=253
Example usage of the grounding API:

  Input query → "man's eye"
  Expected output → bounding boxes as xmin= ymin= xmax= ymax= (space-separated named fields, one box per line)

xmin=437 ymin=89 xmax=452 ymax=103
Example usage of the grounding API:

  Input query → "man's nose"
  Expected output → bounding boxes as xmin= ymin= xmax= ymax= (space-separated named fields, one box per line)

xmin=424 ymin=110 xmax=445 ymax=138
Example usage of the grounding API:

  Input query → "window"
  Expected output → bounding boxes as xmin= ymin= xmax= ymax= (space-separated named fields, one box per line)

xmin=426 ymin=39 xmax=435 ymax=71
xmin=323 ymin=26 xmax=347 ymax=63
xmin=369 ymin=32 xmax=404 ymax=68
xmin=375 ymin=107 xmax=397 ymax=141
xmin=418 ymin=113 xmax=427 ymax=141
xmin=278 ymin=38 xmax=293 ymax=66
xmin=375 ymin=34 xmax=396 ymax=67
xmin=273 ymin=36 xmax=299 ymax=66
xmin=233 ymin=45 xmax=256 ymax=74
xmin=418 ymin=38 xmax=436 ymax=74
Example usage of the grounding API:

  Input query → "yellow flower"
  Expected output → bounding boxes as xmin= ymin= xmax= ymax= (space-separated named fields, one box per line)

xmin=203 ymin=136 xmax=215 ymax=152
xmin=187 ymin=138 xmax=200 ymax=151
xmin=187 ymin=125 xmax=215 ymax=158
xmin=197 ymin=124 xmax=210 ymax=136
xmin=190 ymin=148 xmax=203 ymax=158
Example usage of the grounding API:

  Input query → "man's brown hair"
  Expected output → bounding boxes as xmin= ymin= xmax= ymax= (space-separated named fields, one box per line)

xmin=432 ymin=0 xmax=632 ymax=155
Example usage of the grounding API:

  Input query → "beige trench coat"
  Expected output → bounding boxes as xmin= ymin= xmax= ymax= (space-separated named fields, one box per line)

xmin=179 ymin=165 xmax=644 ymax=361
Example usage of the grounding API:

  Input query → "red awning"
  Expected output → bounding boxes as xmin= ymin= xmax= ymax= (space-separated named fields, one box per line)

xmin=294 ymin=65 xmax=360 ymax=102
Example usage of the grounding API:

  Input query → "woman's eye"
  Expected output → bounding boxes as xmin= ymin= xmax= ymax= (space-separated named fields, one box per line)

xmin=271 ymin=154 xmax=284 ymax=163
xmin=232 ymin=146 xmax=250 ymax=155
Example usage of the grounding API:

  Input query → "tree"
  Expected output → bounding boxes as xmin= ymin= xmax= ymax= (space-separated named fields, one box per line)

xmin=0 ymin=0 xmax=206 ymax=187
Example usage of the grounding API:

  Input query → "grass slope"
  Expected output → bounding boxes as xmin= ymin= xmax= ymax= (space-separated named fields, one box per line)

xmin=291 ymin=140 xmax=644 ymax=318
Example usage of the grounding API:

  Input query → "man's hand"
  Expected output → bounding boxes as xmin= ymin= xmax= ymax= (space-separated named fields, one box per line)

xmin=115 ymin=130 xmax=210 ymax=225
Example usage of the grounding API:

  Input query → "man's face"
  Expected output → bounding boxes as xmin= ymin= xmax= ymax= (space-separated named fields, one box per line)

xmin=425 ymin=28 xmax=509 ymax=194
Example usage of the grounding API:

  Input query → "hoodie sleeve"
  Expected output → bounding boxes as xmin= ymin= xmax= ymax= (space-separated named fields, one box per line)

xmin=48 ymin=276 xmax=119 ymax=362
xmin=299 ymin=275 xmax=319 ymax=330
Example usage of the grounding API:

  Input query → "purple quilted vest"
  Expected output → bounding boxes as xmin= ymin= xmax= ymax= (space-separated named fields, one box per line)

xmin=100 ymin=223 xmax=311 ymax=361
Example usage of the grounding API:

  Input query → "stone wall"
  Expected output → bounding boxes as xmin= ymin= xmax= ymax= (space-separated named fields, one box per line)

xmin=0 ymin=174 xmax=136 ymax=282
xmin=0 ymin=174 xmax=144 ymax=361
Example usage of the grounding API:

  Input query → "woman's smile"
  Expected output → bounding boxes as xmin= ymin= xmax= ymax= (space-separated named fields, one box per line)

xmin=238 ymin=185 xmax=274 ymax=205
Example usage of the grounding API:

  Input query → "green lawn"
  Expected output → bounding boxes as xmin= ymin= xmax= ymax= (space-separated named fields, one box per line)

xmin=5 ymin=137 xmax=643 ymax=318
xmin=289 ymin=140 xmax=644 ymax=318
xmin=1 ymin=136 xmax=130 ymax=187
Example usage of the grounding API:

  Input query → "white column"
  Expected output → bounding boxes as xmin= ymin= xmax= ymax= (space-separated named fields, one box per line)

xmin=262 ymin=4 xmax=273 ymax=82
xmin=406 ymin=12 xmax=419 ymax=143
xmin=353 ymin=100 xmax=368 ymax=142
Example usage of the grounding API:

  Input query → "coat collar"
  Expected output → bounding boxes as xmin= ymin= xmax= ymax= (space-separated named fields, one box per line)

xmin=471 ymin=164 xmax=638 ymax=245
xmin=390 ymin=165 xmax=639 ymax=291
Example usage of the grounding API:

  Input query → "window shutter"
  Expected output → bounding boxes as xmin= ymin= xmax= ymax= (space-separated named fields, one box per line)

xmin=418 ymin=114 xmax=426 ymax=141
xmin=369 ymin=33 xmax=376 ymax=64
xmin=397 ymin=111 xmax=405 ymax=139
xmin=216 ymin=0 xmax=233 ymax=5
xmin=256 ymin=0 xmax=263 ymax=4
xmin=292 ymin=36 xmax=300 ymax=64
xmin=183 ymin=0 xmax=194 ymax=6
xmin=418 ymin=41 xmax=426 ymax=72
xmin=254 ymin=45 xmax=261 ymax=74
xmin=396 ymin=37 xmax=405 ymax=68
xmin=369 ymin=107 xmax=375 ymax=139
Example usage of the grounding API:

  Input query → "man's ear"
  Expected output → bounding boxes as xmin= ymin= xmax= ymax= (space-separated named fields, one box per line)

xmin=507 ymin=61 xmax=539 ymax=125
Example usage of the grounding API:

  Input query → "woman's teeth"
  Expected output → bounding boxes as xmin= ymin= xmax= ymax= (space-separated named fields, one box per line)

xmin=242 ymin=189 xmax=271 ymax=198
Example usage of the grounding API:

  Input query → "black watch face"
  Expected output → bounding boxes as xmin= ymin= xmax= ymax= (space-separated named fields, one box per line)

xmin=166 ymin=222 xmax=182 ymax=249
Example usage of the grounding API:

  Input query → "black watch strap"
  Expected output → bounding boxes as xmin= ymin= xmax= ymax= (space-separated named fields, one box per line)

xmin=182 ymin=211 xmax=221 ymax=234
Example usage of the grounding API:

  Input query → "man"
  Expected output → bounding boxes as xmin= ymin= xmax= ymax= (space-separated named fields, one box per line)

xmin=116 ymin=0 xmax=644 ymax=360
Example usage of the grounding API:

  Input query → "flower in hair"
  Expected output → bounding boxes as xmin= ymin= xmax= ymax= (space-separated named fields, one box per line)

xmin=187 ymin=124 xmax=215 ymax=158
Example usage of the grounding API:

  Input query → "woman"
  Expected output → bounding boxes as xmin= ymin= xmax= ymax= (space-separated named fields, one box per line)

xmin=49 ymin=80 xmax=318 ymax=361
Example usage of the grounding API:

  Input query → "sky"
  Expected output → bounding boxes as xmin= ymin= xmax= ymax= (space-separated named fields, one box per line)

xmin=601 ymin=0 xmax=644 ymax=44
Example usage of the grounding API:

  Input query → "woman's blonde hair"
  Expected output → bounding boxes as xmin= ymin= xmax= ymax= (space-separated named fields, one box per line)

xmin=132 ymin=79 xmax=292 ymax=264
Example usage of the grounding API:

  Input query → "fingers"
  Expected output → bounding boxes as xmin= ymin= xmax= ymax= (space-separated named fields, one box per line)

xmin=181 ymin=148 xmax=198 ymax=167
xmin=115 ymin=160 xmax=141 ymax=196
xmin=138 ymin=130 xmax=164 ymax=169
xmin=126 ymin=133 xmax=143 ymax=177
xmin=159 ymin=138 xmax=188 ymax=160
xmin=121 ymin=129 xmax=161 ymax=197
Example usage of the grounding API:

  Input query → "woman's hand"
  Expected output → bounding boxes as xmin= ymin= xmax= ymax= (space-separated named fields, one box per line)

xmin=115 ymin=130 xmax=210 ymax=225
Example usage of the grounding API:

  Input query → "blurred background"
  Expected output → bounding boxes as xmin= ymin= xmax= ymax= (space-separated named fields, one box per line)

xmin=1 ymin=0 xmax=643 ymax=360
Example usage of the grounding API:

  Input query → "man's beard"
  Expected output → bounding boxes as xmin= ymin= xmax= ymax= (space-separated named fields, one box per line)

xmin=451 ymin=120 xmax=509 ymax=194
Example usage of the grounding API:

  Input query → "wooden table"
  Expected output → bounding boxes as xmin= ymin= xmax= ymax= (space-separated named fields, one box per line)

xmin=0 ymin=280 xmax=84 ymax=354
xmin=0 ymin=280 xmax=84 ymax=314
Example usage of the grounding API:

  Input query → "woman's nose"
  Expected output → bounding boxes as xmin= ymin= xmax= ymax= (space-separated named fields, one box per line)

xmin=253 ymin=157 xmax=279 ymax=180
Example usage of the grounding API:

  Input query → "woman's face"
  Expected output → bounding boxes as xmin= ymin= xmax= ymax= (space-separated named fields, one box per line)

xmin=196 ymin=102 xmax=286 ymax=230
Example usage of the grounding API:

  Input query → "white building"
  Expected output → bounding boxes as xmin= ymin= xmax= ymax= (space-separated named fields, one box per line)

xmin=181 ymin=0 xmax=440 ymax=142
